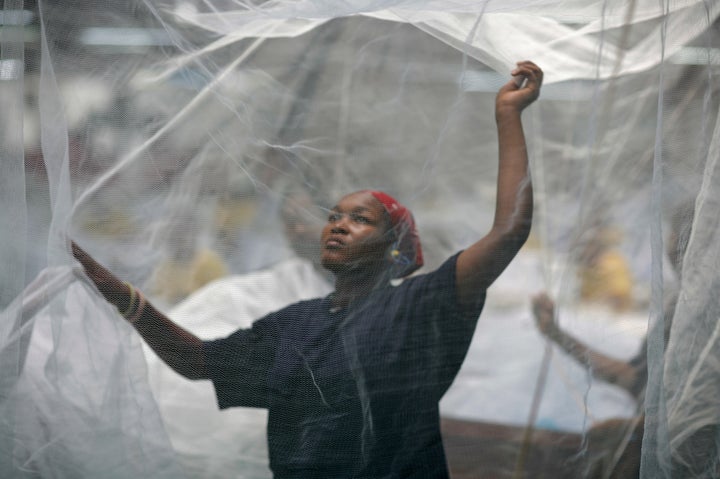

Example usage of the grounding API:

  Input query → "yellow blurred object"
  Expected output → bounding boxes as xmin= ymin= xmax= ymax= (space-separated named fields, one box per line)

xmin=579 ymin=250 xmax=634 ymax=312
xmin=152 ymin=248 xmax=228 ymax=305
xmin=214 ymin=197 xmax=257 ymax=235
xmin=80 ymin=210 xmax=136 ymax=237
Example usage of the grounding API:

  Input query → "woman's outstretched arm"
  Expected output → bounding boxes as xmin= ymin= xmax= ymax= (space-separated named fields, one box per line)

xmin=72 ymin=241 xmax=209 ymax=380
xmin=456 ymin=61 xmax=543 ymax=305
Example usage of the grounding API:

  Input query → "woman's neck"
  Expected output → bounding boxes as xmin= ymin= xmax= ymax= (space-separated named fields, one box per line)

xmin=331 ymin=267 xmax=389 ymax=309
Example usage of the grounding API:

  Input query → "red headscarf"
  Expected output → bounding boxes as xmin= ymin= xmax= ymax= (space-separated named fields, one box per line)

xmin=367 ymin=190 xmax=424 ymax=278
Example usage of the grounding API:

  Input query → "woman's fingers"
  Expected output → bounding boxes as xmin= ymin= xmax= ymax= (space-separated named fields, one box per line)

xmin=512 ymin=61 xmax=543 ymax=84
xmin=71 ymin=241 xmax=108 ymax=281
xmin=497 ymin=61 xmax=543 ymax=112
xmin=71 ymin=241 xmax=94 ymax=267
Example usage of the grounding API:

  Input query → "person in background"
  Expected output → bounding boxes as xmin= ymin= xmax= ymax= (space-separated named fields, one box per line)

xmin=532 ymin=200 xmax=695 ymax=478
xmin=72 ymin=61 xmax=542 ymax=479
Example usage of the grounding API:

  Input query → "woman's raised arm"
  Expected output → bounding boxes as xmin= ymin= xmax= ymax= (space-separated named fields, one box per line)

xmin=72 ymin=241 xmax=209 ymax=380
xmin=456 ymin=61 xmax=542 ymax=306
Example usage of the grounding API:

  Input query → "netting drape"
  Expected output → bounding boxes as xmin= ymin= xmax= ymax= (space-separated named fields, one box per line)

xmin=2 ymin=0 xmax=719 ymax=477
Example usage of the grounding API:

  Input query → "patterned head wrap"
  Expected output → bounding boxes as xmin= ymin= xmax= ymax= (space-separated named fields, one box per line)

xmin=367 ymin=190 xmax=424 ymax=278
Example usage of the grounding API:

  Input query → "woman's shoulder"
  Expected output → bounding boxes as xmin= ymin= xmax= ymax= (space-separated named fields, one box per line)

xmin=396 ymin=252 xmax=461 ymax=288
xmin=272 ymin=296 xmax=329 ymax=320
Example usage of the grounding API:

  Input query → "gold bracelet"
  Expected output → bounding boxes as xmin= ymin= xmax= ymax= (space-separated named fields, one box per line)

xmin=119 ymin=281 xmax=137 ymax=317
xmin=126 ymin=290 xmax=147 ymax=324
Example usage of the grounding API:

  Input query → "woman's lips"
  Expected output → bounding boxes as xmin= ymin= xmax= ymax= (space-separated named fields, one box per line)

xmin=325 ymin=237 xmax=344 ymax=249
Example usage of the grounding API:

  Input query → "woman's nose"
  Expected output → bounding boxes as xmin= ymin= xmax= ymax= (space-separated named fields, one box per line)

xmin=330 ymin=215 xmax=349 ymax=233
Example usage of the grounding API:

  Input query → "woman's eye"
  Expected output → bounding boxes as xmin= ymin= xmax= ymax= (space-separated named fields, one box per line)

xmin=351 ymin=214 xmax=369 ymax=224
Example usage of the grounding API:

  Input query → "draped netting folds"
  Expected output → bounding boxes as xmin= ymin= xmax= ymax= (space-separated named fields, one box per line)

xmin=2 ymin=1 xmax=720 ymax=477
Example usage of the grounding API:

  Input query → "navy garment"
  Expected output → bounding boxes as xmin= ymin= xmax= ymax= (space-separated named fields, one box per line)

xmin=204 ymin=253 xmax=485 ymax=478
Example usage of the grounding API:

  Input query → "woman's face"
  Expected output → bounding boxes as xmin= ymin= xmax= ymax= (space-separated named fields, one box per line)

xmin=320 ymin=191 xmax=392 ymax=274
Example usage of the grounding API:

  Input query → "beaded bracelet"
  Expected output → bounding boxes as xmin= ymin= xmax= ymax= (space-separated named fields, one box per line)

xmin=119 ymin=281 xmax=137 ymax=317
xmin=126 ymin=290 xmax=147 ymax=324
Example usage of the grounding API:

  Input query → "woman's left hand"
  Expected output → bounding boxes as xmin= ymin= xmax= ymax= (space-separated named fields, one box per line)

xmin=496 ymin=60 xmax=543 ymax=115
xmin=72 ymin=241 xmax=130 ymax=310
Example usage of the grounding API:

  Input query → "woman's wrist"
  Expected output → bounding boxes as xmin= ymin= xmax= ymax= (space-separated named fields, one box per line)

xmin=116 ymin=282 xmax=147 ymax=324
xmin=118 ymin=282 xmax=136 ymax=316
xmin=495 ymin=104 xmax=522 ymax=123
xmin=126 ymin=289 xmax=147 ymax=324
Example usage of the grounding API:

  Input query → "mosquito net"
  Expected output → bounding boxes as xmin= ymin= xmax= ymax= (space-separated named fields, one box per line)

xmin=1 ymin=0 xmax=719 ymax=477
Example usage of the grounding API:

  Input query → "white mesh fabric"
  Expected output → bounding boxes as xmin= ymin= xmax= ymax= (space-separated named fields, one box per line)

xmin=2 ymin=0 xmax=719 ymax=477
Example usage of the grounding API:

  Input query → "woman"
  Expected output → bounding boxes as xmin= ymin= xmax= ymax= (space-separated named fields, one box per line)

xmin=73 ymin=61 xmax=542 ymax=478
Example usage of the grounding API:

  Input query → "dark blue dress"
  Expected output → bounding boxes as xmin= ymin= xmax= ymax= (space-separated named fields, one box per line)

xmin=203 ymin=253 xmax=485 ymax=478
